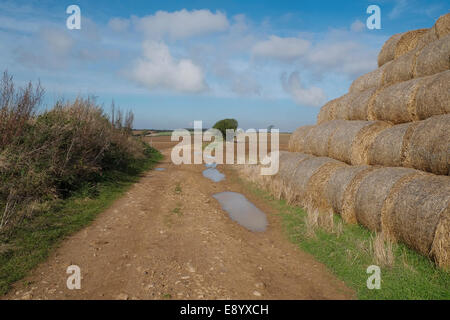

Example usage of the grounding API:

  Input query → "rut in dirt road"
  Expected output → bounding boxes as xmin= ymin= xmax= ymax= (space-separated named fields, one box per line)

xmin=4 ymin=148 xmax=354 ymax=300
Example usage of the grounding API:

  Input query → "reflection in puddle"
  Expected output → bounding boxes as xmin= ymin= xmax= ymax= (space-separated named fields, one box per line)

xmin=155 ymin=168 xmax=166 ymax=171
xmin=213 ymin=192 xmax=268 ymax=232
xmin=205 ymin=163 xmax=217 ymax=169
xmin=202 ymin=168 xmax=225 ymax=182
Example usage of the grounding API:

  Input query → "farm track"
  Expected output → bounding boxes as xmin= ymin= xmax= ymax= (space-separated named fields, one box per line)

xmin=3 ymin=139 xmax=353 ymax=300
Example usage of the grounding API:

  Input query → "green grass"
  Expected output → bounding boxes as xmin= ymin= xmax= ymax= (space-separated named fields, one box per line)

xmin=153 ymin=131 xmax=173 ymax=136
xmin=0 ymin=147 xmax=162 ymax=296
xmin=239 ymin=178 xmax=450 ymax=300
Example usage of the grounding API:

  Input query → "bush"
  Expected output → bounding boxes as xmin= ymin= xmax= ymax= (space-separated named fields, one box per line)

xmin=0 ymin=73 xmax=148 ymax=233
xmin=212 ymin=118 xmax=238 ymax=139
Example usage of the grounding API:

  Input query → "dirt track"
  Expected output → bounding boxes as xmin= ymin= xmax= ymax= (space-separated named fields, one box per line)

xmin=3 ymin=140 xmax=354 ymax=300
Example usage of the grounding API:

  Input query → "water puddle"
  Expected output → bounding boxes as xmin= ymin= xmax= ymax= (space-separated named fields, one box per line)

xmin=155 ymin=168 xmax=166 ymax=171
xmin=202 ymin=168 xmax=225 ymax=182
xmin=205 ymin=163 xmax=217 ymax=169
xmin=213 ymin=192 xmax=268 ymax=232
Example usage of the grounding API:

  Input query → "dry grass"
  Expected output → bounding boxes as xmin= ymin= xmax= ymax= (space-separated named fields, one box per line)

xmin=371 ymin=232 xmax=395 ymax=267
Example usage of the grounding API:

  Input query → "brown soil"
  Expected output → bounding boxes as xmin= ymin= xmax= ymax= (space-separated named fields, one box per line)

xmin=3 ymin=137 xmax=354 ymax=300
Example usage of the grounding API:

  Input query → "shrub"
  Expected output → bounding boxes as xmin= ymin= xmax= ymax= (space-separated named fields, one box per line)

xmin=212 ymin=118 xmax=238 ymax=139
xmin=0 ymin=73 xmax=147 ymax=233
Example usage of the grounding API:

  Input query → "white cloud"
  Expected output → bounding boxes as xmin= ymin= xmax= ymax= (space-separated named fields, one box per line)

xmin=389 ymin=0 xmax=409 ymax=19
xmin=132 ymin=9 xmax=229 ymax=39
xmin=281 ymin=72 xmax=327 ymax=107
xmin=306 ymin=40 xmax=377 ymax=77
xmin=231 ymin=73 xmax=261 ymax=96
xmin=351 ymin=19 xmax=366 ymax=32
xmin=108 ymin=17 xmax=130 ymax=32
xmin=40 ymin=28 xmax=73 ymax=55
xmin=128 ymin=41 xmax=207 ymax=93
xmin=252 ymin=35 xmax=310 ymax=60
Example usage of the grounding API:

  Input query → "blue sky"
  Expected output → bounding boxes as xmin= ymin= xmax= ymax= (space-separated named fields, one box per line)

xmin=0 ymin=0 xmax=447 ymax=130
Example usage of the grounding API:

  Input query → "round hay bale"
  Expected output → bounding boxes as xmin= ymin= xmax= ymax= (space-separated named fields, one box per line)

xmin=354 ymin=167 xmax=423 ymax=232
xmin=350 ymin=121 xmax=392 ymax=165
xmin=328 ymin=120 xmax=371 ymax=164
xmin=370 ymin=77 xmax=424 ymax=123
xmin=302 ymin=120 xmax=346 ymax=156
xmin=304 ymin=161 xmax=348 ymax=211
xmin=415 ymin=70 xmax=450 ymax=119
xmin=317 ymin=99 xmax=337 ymax=124
xmin=435 ymin=13 xmax=450 ymax=39
xmin=333 ymin=93 xmax=354 ymax=120
xmin=368 ymin=122 xmax=419 ymax=167
xmin=403 ymin=114 xmax=450 ymax=175
xmin=395 ymin=28 xmax=429 ymax=57
xmin=324 ymin=165 xmax=373 ymax=215
xmin=328 ymin=120 xmax=391 ymax=165
xmin=346 ymin=87 xmax=377 ymax=120
xmin=378 ymin=29 xmax=428 ymax=67
xmin=414 ymin=35 xmax=450 ymax=78
xmin=382 ymin=48 xmax=417 ymax=86
xmin=288 ymin=157 xmax=341 ymax=206
xmin=378 ymin=33 xmax=403 ymax=67
xmin=276 ymin=152 xmax=313 ymax=199
xmin=431 ymin=207 xmax=450 ymax=270
xmin=349 ymin=65 xmax=385 ymax=93
xmin=416 ymin=28 xmax=439 ymax=51
xmin=383 ymin=174 xmax=450 ymax=258
xmin=340 ymin=166 xmax=377 ymax=224
xmin=288 ymin=125 xmax=314 ymax=152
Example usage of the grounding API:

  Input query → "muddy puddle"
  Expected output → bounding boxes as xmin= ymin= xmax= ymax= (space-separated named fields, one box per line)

xmin=155 ymin=168 xmax=166 ymax=171
xmin=202 ymin=162 xmax=224 ymax=182
xmin=202 ymin=168 xmax=225 ymax=182
xmin=213 ymin=192 xmax=268 ymax=232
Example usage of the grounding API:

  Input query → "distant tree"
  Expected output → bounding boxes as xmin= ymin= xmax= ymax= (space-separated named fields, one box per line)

xmin=267 ymin=124 xmax=275 ymax=132
xmin=212 ymin=118 xmax=238 ymax=139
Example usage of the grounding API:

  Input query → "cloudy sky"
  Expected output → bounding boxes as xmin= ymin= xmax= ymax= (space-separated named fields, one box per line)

xmin=0 ymin=0 xmax=447 ymax=130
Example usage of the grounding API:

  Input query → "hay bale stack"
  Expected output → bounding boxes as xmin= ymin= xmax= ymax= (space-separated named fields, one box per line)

xmin=414 ymin=35 xmax=450 ymax=78
xmin=322 ymin=71 xmax=450 ymax=124
xmin=368 ymin=122 xmax=418 ymax=168
xmin=286 ymin=157 xmax=342 ymax=205
xmin=403 ymin=114 xmax=450 ymax=175
xmin=236 ymin=15 xmax=450 ymax=268
xmin=383 ymin=174 xmax=450 ymax=261
xmin=378 ymin=29 xmax=428 ymax=67
xmin=288 ymin=126 xmax=314 ymax=152
xmin=354 ymin=167 xmax=425 ymax=232
xmin=324 ymin=165 xmax=374 ymax=217
xmin=415 ymin=70 xmax=450 ymax=119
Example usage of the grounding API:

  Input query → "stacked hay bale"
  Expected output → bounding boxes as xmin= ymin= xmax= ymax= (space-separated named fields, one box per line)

xmin=238 ymin=14 xmax=450 ymax=269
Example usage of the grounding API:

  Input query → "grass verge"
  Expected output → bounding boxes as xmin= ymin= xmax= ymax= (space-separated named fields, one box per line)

xmin=239 ymin=178 xmax=450 ymax=300
xmin=0 ymin=146 xmax=162 ymax=296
